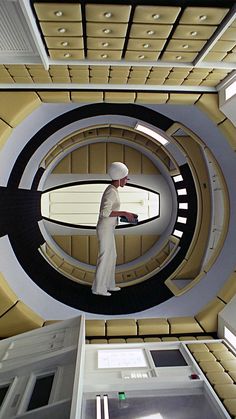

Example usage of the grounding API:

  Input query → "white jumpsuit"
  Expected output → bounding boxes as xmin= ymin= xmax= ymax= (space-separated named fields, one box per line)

xmin=92 ymin=184 xmax=120 ymax=294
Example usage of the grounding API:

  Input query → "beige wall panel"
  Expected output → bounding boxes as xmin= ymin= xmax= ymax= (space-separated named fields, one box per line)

xmin=13 ymin=77 xmax=33 ymax=84
xmin=73 ymin=268 xmax=86 ymax=281
xmin=219 ymin=27 xmax=236 ymax=41
xmin=124 ymin=146 xmax=142 ymax=174
xmin=71 ymin=146 xmax=89 ymax=173
xmin=37 ymin=92 xmax=70 ymax=102
xmin=71 ymin=92 xmax=103 ymax=102
xmin=0 ymin=92 xmax=40 ymax=127
xmin=71 ymin=236 xmax=89 ymax=263
xmin=0 ymin=272 xmax=18 ymax=317
xmin=124 ymin=236 xmax=141 ymax=262
xmin=61 ymin=262 xmax=73 ymax=274
xmin=107 ymin=142 xmax=124 ymax=167
xmin=196 ymin=93 xmax=225 ymax=124
xmin=49 ymin=65 xmax=70 ymax=75
xmin=89 ymin=236 xmax=98 ymax=265
xmin=0 ymin=119 xmax=12 ymax=149
xmin=33 ymin=77 xmax=52 ymax=83
xmin=7 ymin=67 xmax=29 ymax=76
xmin=89 ymin=142 xmax=106 ymax=173
xmin=115 ymin=235 xmax=124 ymax=265
xmin=104 ymin=92 xmax=135 ymax=102
xmin=0 ymin=301 xmax=44 ymax=338
xmin=142 ymin=235 xmax=159 ymax=253
xmin=146 ymin=259 xmax=160 ymax=271
xmin=84 ymin=272 xmax=94 ymax=284
xmin=218 ymin=272 xmax=236 ymax=303
xmin=52 ymin=154 xmax=71 ymax=173
xmin=123 ymin=271 xmax=137 ymax=281
xmin=135 ymin=266 xmax=149 ymax=277
xmin=156 ymin=250 xmax=169 ymax=264
xmin=203 ymin=52 xmax=227 ymax=62
xmin=136 ymin=92 xmax=168 ymax=104
xmin=142 ymin=155 xmax=160 ymax=174
xmin=168 ymin=93 xmax=201 ymax=104
xmin=53 ymin=236 xmax=71 ymax=255
xmin=146 ymin=78 xmax=166 ymax=85
xmin=51 ymin=77 xmax=71 ymax=83
xmin=218 ymin=119 xmax=236 ymax=150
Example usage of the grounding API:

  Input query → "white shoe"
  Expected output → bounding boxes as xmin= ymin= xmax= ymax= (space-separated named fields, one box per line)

xmin=92 ymin=290 xmax=111 ymax=296
xmin=108 ymin=287 xmax=121 ymax=291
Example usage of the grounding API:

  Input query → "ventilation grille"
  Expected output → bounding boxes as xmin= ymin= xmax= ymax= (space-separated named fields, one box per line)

xmin=0 ymin=1 xmax=38 ymax=56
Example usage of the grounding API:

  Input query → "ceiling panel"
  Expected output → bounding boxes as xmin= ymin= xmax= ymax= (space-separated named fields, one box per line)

xmin=0 ymin=1 xmax=235 ymax=89
xmin=34 ymin=3 xmax=82 ymax=21
xmin=179 ymin=7 xmax=229 ymax=25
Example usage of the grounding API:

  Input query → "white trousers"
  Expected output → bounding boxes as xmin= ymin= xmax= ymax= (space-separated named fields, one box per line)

xmin=92 ymin=220 xmax=117 ymax=293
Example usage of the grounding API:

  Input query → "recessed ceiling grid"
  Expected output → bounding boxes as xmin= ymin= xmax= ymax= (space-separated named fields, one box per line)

xmin=0 ymin=63 xmax=231 ymax=87
xmin=32 ymin=2 xmax=236 ymax=64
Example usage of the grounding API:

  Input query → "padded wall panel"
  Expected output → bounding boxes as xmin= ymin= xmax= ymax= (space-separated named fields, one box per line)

xmin=0 ymin=119 xmax=12 ymax=148
xmin=53 ymin=236 xmax=71 ymax=255
xmin=89 ymin=143 xmax=106 ymax=173
xmin=218 ymin=272 xmax=236 ymax=303
xmin=71 ymin=147 xmax=89 ymax=173
xmin=124 ymin=236 xmax=141 ymax=263
xmin=196 ymin=93 xmax=225 ymax=124
xmin=71 ymin=92 xmax=103 ymax=102
xmin=142 ymin=155 xmax=160 ymax=174
xmin=168 ymin=93 xmax=201 ymax=104
xmin=0 ymin=92 xmax=40 ymax=127
xmin=115 ymin=235 xmax=124 ymax=265
xmin=218 ymin=119 xmax=236 ymax=150
xmin=71 ymin=235 xmax=89 ymax=263
xmin=136 ymin=92 xmax=168 ymax=104
xmin=107 ymin=142 xmax=124 ymax=167
xmin=53 ymin=154 xmax=71 ymax=173
xmin=124 ymin=146 xmax=142 ymax=173
xmin=0 ymin=272 xmax=18 ymax=316
xmin=0 ymin=301 xmax=44 ymax=338
xmin=37 ymin=91 xmax=70 ymax=102
xmin=89 ymin=236 xmax=98 ymax=265
xmin=195 ymin=297 xmax=225 ymax=332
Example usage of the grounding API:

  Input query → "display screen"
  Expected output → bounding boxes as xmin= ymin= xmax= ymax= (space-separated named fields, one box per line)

xmin=98 ymin=349 xmax=147 ymax=369
xmin=150 ymin=349 xmax=188 ymax=367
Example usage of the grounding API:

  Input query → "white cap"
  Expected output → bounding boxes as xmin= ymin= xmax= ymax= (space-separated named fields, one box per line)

xmin=108 ymin=162 xmax=129 ymax=180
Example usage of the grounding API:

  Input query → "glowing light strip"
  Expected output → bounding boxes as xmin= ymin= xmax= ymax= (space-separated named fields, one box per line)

xmin=173 ymin=229 xmax=183 ymax=238
xmin=179 ymin=203 xmax=188 ymax=209
xmin=135 ymin=123 xmax=169 ymax=145
xmin=173 ymin=175 xmax=183 ymax=183
xmin=225 ymin=80 xmax=236 ymax=101
xmin=96 ymin=395 xmax=101 ymax=419
xmin=103 ymin=395 xmax=110 ymax=419
xmin=177 ymin=188 xmax=187 ymax=196
xmin=177 ymin=216 xmax=187 ymax=224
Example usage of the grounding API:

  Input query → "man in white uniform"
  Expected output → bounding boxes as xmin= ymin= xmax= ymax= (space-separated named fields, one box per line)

xmin=92 ymin=162 xmax=137 ymax=296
